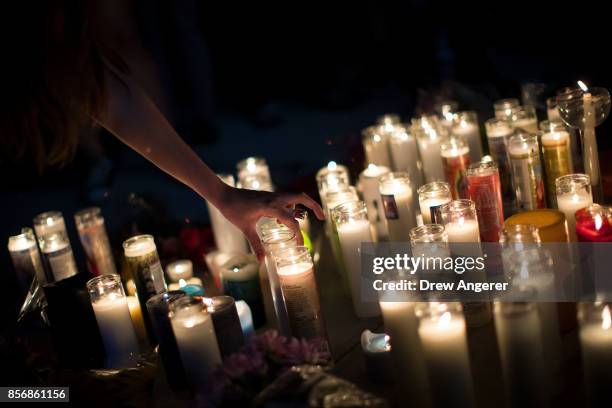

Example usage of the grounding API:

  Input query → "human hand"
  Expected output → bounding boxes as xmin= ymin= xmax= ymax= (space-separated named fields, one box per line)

xmin=218 ymin=187 xmax=324 ymax=260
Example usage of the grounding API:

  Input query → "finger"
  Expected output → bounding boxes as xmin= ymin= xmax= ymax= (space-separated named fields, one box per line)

xmin=281 ymin=192 xmax=325 ymax=220
xmin=266 ymin=208 xmax=304 ymax=246
xmin=245 ymin=229 xmax=266 ymax=262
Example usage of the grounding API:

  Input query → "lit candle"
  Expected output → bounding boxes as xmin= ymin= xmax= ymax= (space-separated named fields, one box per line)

xmin=389 ymin=126 xmax=423 ymax=194
xmin=166 ymin=259 xmax=193 ymax=282
xmin=485 ymin=118 xmax=516 ymax=215
xmin=220 ymin=254 xmax=265 ymax=327
xmin=126 ymin=295 xmax=148 ymax=346
xmin=440 ymin=136 xmax=471 ymax=199
xmin=259 ymin=220 xmax=298 ymax=336
xmin=511 ymin=105 xmax=538 ymax=134
xmin=467 ymin=160 xmax=504 ymax=242
xmin=417 ymin=302 xmax=475 ymax=408
xmin=237 ymin=156 xmax=272 ymax=184
xmin=508 ymin=132 xmax=546 ymax=210
xmin=206 ymin=174 xmax=249 ymax=254
xmin=546 ymin=96 xmax=561 ymax=121
xmin=275 ymin=246 xmax=328 ymax=345
xmin=555 ymin=174 xmax=593 ymax=242
xmin=33 ymin=211 xmax=78 ymax=283
xmin=169 ymin=297 xmax=222 ymax=389
xmin=417 ymin=181 xmax=452 ymax=225
xmin=333 ymin=201 xmax=380 ymax=318
xmin=452 ymin=111 xmax=483 ymax=163
xmin=358 ymin=164 xmax=390 ymax=240
xmin=8 ymin=227 xmax=46 ymax=290
xmin=146 ymin=291 xmax=188 ymax=391
xmin=379 ymin=172 xmax=416 ymax=241
xmin=204 ymin=296 xmax=245 ymax=357
xmin=539 ymin=120 xmax=573 ymax=206
xmin=240 ymin=173 xmax=274 ymax=192
xmin=235 ymin=300 xmax=254 ymax=337
xmin=362 ymin=126 xmax=392 ymax=167
xmin=494 ymin=299 xmax=548 ymax=407
xmin=439 ymin=200 xmax=481 ymax=243
xmin=316 ymin=162 xmax=351 ymax=208
xmin=74 ymin=207 xmax=117 ymax=276
xmin=360 ymin=330 xmax=393 ymax=383
xmin=575 ymin=205 xmax=612 ymax=242
xmin=87 ymin=274 xmax=140 ymax=368
xmin=409 ymin=224 xmax=451 ymax=264
xmin=205 ymin=250 xmax=235 ymax=290
xmin=494 ymin=98 xmax=520 ymax=120
xmin=123 ymin=234 xmax=167 ymax=340
xmin=579 ymin=302 xmax=612 ymax=407
xmin=413 ymin=116 xmax=445 ymax=183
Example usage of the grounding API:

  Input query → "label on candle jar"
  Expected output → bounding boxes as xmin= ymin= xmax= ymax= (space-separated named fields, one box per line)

xmin=126 ymin=253 xmax=167 ymax=301
xmin=442 ymin=154 xmax=470 ymax=199
xmin=42 ymin=246 xmax=78 ymax=282
xmin=467 ymin=172 xmax=504 ymax=242
xmin=78 ymin=224 xmax=116 ymax=276
xmin=509 ymin=150 xmax=546 ymax=211
xmin=10 ymin=246 xmax=46 ymax=287
xmin=429 ymin=204 xmax=443 ymax=224
xmin=381 ymin=194 xmax=399 ymax=220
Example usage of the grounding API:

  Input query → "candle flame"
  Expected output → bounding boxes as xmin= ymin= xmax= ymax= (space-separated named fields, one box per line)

xmin=373 ymin=134 xmax=382 ymax=143
xmin=595 ymin=213 xmax=603 ymax=231
xmin=438 ymin=311 xmax=452 ymax=328
xmin=384 ymin=334 xmax=392 ymax=351
xmin=578 ymin=80 xmax=589 ymax=92
xmin=327 ymin=161 xmax=337 ymax=170
xmin=179 ymin=278 xmax=187 ymax=288
xmin=367 ymin=163 xmax=378 ymax=172
xmin=246 ymin=159 xmax=257 ymax=172
xmin=602 ymin=306 xmax=611 ymax=330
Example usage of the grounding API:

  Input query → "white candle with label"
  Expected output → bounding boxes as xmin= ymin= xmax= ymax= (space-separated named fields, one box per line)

xmin=359 ymin=164 xmax=390 ymax=240
xmin=334 ymin=201 xmax=380 ymax=318
xmin=556 ymin=174 xmax=593 ymax=242
xmin=418 ymin=303 xmax=474 ymax=408
xmin=170 ymin=298 xmax=222 ymax=389
xmin=379 ymin=173 xmax=416 ymax=242
xmin=418 ymin=182 xmax=452 ymax=225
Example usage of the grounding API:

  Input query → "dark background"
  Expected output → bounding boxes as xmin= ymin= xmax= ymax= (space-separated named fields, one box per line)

xmin=1 ymin=1 xmax=610 ymax=326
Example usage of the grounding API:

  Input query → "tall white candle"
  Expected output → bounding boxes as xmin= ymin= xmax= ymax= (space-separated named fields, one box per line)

xmin=170 ymin=298 xmax=222 ymax=389
xmin=416 ymin=128 xmax=446 ymax=182
xmin=33 ymin=211 xmax=78 ymax=283
xmin=555 ymin=174 xmax=593 ymax=242
xmin=237 ymin=156 xmax=272 ymax=184
xmin=362 ymin=126 xmax=392 ymax=167
xmin=87 ymin=275 xmax=140 ymax=368
xmin=452 ymin=111 xmax=483 ymax=163
xmin=417 ymin=303 xmax=475 ymax=408
xmin=579 ymin=303 xmax=612 ymax=406
xmin=418 ymin=182 xmax=452 ymax=224
xmin=358 ymin=164 xmax=390 ymax=240
xmin=334 ymin=201 xmax=380 ymax=318
xmin=74 ymin=207 xmax=117 ymax=276
xmin=389 ymin=127 xmax=423 ymax=194
xmin=379 ymin=173 xmax=416 ymax=242
xmin=207 ymin=174 xmax=248 ymax=254
xmin=8 ymin=228 xmax=46 ymax=288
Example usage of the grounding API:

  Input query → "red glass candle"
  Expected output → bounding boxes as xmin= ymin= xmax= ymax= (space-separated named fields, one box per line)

xmin=575 ymin=205 xmax=612 ymax=242
xmin=466 ymin=160 xmax=504 ymax=242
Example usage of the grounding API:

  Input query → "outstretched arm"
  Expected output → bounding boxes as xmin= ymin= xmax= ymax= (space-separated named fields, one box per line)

xmin=95 ymin=69 xmax=324 ymax=258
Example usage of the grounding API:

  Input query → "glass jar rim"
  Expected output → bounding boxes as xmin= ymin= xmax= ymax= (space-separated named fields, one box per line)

xmin=86 ymin=273 xmax=122 ymax=291
xmin=33 ymin=211 xmax=64 ymax=225
xmin=417 ymin=181 xmax=450 ymax=196
xmin=122 ymin=234 xmax=155 ymax=250
xmin=555 ymin=173 xmax=591 ymax=190
xmin=409 ymin=224 xmax=447 ymax=241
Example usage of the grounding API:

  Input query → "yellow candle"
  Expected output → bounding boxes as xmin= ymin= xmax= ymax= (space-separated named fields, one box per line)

xmin=127 ymin=295 xmax=148 ymax=345
xmin=504 ymin=209 xmax=567 ymax=242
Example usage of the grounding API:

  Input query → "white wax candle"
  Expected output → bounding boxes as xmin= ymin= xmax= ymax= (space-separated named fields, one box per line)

xmin=453 ymin=122 xmax=483 ymax=163
xmin=359 ymin=164 xmax=390 ymax=240
xmin=277 ymin=262 xmax=325 ymax=340
xmin=445 ymin=218 xmax=480 ymax=243
xmin=205 ymin=251 xmax=234 ymax=289
xmin=418 ymin=311 xmax=474 ymax=408
xmin=92 ymin=295 xmax=140 ymax=368
xmin=390 ymin=133 xmax=423 ymax=190
xmin=379 ymin=302 xmax=431 ymax=406
xmin=417 ymin=134 xmax=445 ymax=182
xmin=419 ymin=197 xmax=450 ymax=224
xmin=171 ymin=309 xmax=222 ymax=388
xmin=207 ymin=202 xmax=248 ymax=254
xmin=580 ymin=307 xmax=612 ymax=406
xmin=557 ymin=192 xmax=592 ymax=242
xmin=235 ymin=300 xmax=254 ymax=337
xmin=494 ymin=304 xmax=547 ymax=407
xmin=363 ymin=131 xmax=392 ymax=167
xmin=41 ymin=237 xmax=78 ymax=282
xmin=380 ymin=181 xmax=416 ymax=242
xmin=166 ymin=260 xmax=193 ymax=282
xmin=336 ymin=219 xmax=380 ymax=318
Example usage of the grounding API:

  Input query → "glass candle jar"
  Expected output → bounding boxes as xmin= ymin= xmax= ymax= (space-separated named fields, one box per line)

xmin=75 ymin=207 xmax=117 ymax=276
xmin=33 ymin=211 xmax=78 ymax=283
xmin=417 ymin=181 xmax=452 ymax=225
xmin=379 ymin=172 xmax=416 ymax=241
xmin=237 ymin=156 xmax=271 ymax=182
xmin=440 ymin=136 xmax=470 ymax=199
xmin=389 ymin=126 xmax=423 ymax=191
xmin=575 ymin=205 xmax=612 ymax=242
xmin=204 ymin=295 xmax=245 ymax=357
xmin=485 ymin=118 xmax=516 ymax=215
xmin=578 ymin=301 xmax=612 ymax=406
xmin=494 ymin=98 xmax=521 ymax=120
xmin=415 ymin=302 xmax=475 ymax=408
xmin=439 ymin=200 xmax=481 ymax=243
xmin=409 ymin=224 xmax=451 ymax=262
xmin=539 ymin=121 xmax=574 ymax=206
xmin=207 ymin=174 xmax=248 ymax=254
xmin=358 ymin=164 xmax=391 ymax=240
xmin=87 ymin=274 xmax=140 ymax=368
xmin=318 ymin=168 xmax=351 ymax=210
xmin=169 ymin=297 xmax=222 ymax=389
xmin=500 ymin=224 xmax=541 ymax=245
xmin=504 ymin=210 xmax=567 ymax=243
xmin=555 ymin=174 xmax=593 ymax=242
xmin=240 ymin=173 xmax=274 ymax=192
xmin=452 ymin=111 xmax=483 ymax=162
xmin=413 ymin=118 xmax=446 ymax=183
xmin=220 ymin=254 xmax=265 ymax=327
xmin=166 ymin=259 xmax=194 ymax=283
xmin=507 ymin=132 xmax=546 ymax=211
xmin=546 ymin=96 xmax=561 ymax=121
xmin=316 ymin=162 xmax=350 ymax=192
xmin=362 ymin=125 xmax=392 ymax=168
xmin=511 ymin=105 xmax=538 ymax=134
xmin=274 ymin=246 xmax=328 ymax=346
xmin=377 ymin=113 xmax=401 ymax=130
xmin=466 ymin=160 xmax=504 ymax=242
xmin=333 ymin=201 xmax=379 ymax=318
xmin=8 ymin=227 xmax=46 ymax=289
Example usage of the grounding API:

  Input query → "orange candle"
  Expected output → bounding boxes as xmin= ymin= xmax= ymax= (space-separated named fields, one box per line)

xmin=504 ymin=209 xmax=568 ymax=243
